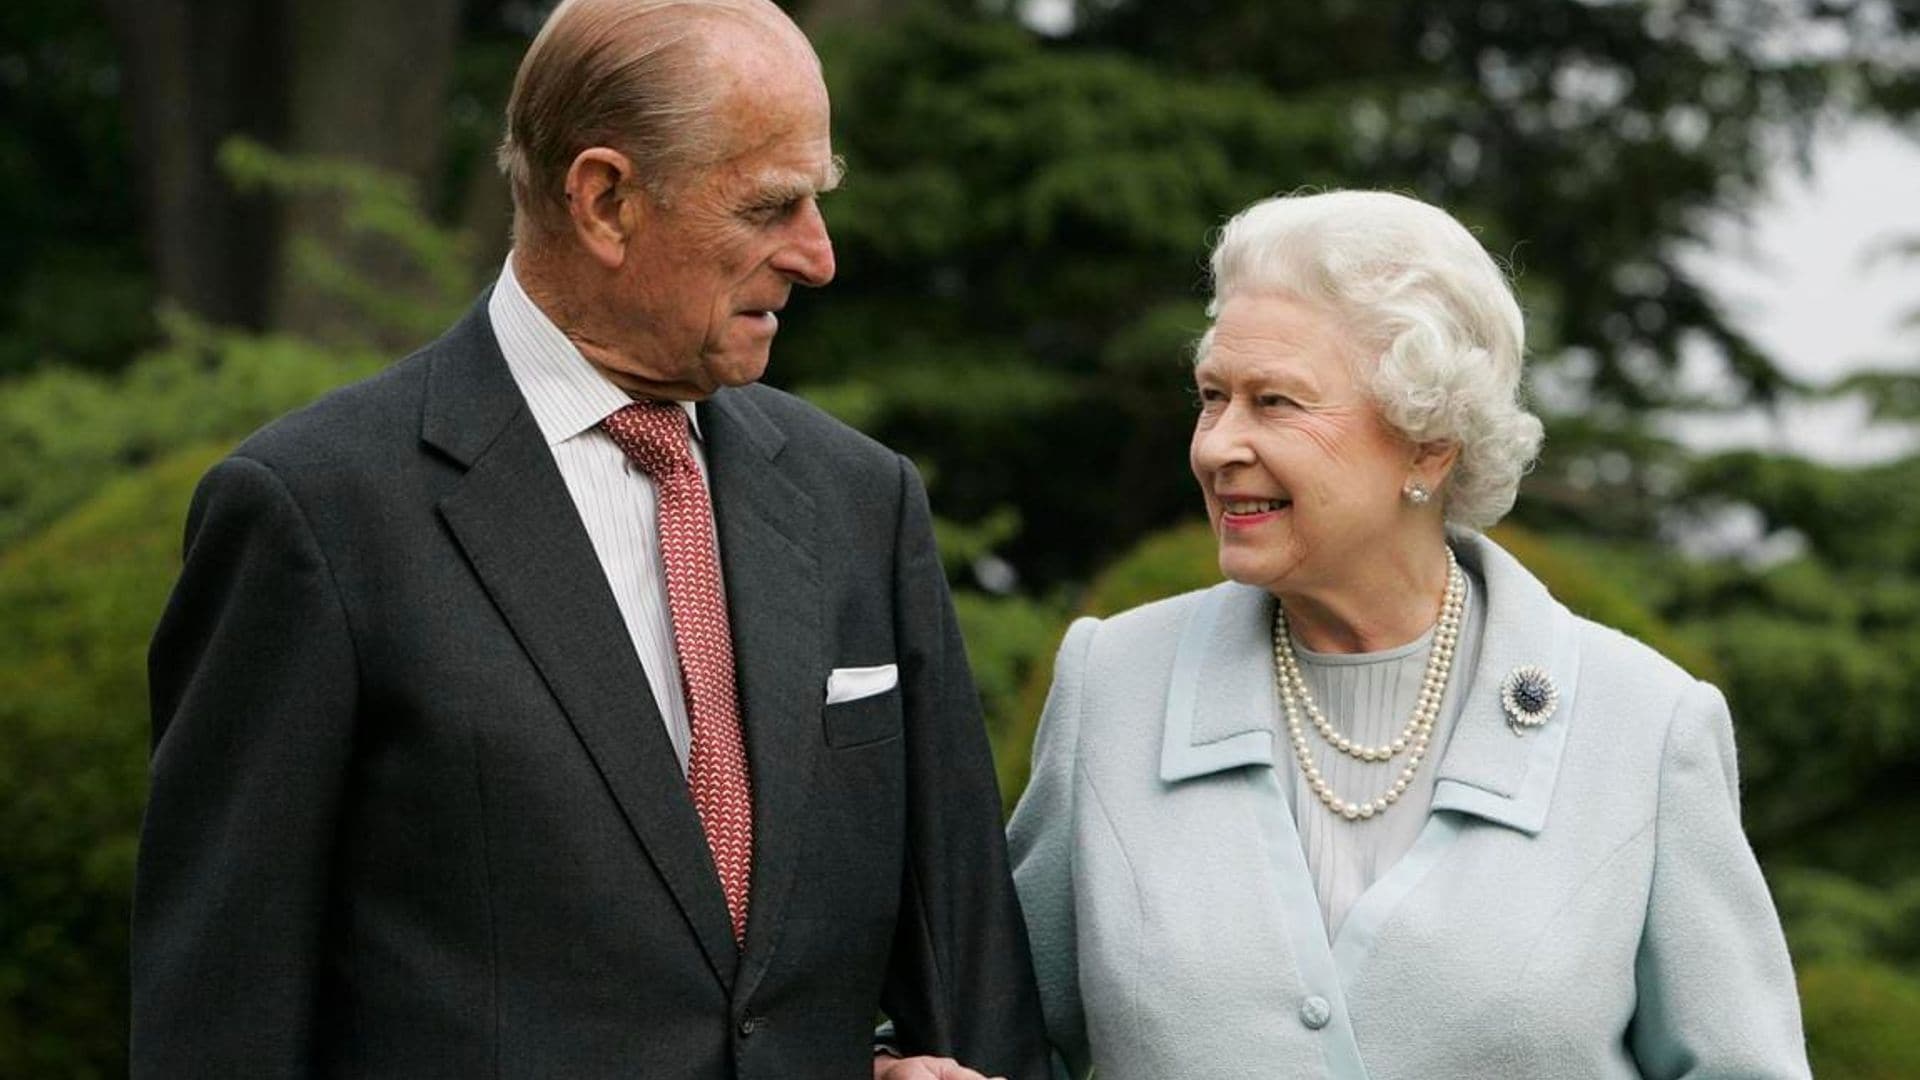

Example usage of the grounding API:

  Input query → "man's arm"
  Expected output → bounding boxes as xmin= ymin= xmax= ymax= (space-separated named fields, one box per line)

xmin=132 ymin=455 xmax=359 ymax=1077
xmin=878 ymin=453 xmax=1052 ymax=1080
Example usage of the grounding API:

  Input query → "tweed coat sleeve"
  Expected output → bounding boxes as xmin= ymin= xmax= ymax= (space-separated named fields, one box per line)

xmin=1627 ymin=679 xmax=1810 ymax=1079
xmin=1008 ymin=616 xmax=1100 ymax=1080
xmin=133 ymin=454 xmax=360 ymax=1076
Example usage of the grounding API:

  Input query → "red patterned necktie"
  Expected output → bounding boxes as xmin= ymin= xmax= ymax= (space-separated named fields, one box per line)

xmin=603 ymin=401 xmax=754 ymax=946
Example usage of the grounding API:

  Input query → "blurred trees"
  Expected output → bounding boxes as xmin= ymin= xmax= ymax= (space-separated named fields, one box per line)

xmin=98 ymin=0 xmax=465 ymax=345
xmin=0 ymin=143 xmax=465 ymax=1073
xmin=1 ymin=0 xmax=1918 ymax=1074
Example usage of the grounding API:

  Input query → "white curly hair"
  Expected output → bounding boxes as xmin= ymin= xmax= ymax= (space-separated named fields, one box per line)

xmin=1198 ymin=190 xmax=1544 ymax=529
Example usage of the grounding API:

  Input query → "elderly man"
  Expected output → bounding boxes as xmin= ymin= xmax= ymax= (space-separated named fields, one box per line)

xmin=130 ymin=1 xmax=1048 ymax=1076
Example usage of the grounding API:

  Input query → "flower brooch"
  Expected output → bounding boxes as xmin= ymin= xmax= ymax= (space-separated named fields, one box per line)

xmin=1499 ymin=665 xmax=1559 ymax=733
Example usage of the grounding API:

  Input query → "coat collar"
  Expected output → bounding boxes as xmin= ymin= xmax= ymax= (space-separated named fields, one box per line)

xmin=1157 ymin=531 xmax=1583 ymax=835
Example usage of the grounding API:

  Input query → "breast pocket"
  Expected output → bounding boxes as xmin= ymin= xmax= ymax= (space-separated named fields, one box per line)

xmin=821 ymin=688 xmax=902 ymax=749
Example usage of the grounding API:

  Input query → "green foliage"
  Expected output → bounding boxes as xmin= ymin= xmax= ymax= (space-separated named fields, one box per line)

xmin=1833 ymin=370 xmax=1920 ymax=426
xmin=1774 ymin=869 xmax=1920 ymax=972
xmin=0 ymin=311 xmax=382 ymax=551
xmin=0 ymin=136 xmax=474 ymax=554
xmin=221 ymin=137 xmax=479 ymax=345
xmin=0 ymin=0 xmax=152 ymax=376
xmin=0 ymin=136 xmax=465 ymax=1075
xmin=1800 ymin=963 xmax=1920 ymax=1079
xmin=1688 ymin=606 xmax=1920 ymax=843
xmin=791 ymin=9 xmax=1348 ymax=584
xmin=0 ymin=445 xmax=220 ymax=1077
xmin=1684 ymin=452 xmax=1920 ymax=573
xmin=952 ymin=588 xmax=1070 ymax=805
xmin=1063 ymin=0 xmax=1831 ymax=411
xmin=3 ymin=1 xmax=1918 ymax=1073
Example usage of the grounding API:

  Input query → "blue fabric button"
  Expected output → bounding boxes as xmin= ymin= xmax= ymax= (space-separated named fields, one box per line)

xmin=1300 ymin=995 xmax=1332 ymax=1030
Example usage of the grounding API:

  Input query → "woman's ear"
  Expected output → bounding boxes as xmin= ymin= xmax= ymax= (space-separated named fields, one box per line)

xmin=563 ymin=147 xmax=640 ymax=269
xmin=1411 ymin=439 xmax=1462 ymax=492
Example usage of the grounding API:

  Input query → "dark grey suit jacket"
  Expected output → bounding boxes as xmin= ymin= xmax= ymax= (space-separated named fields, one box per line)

xmin=132 ymin=298 xmax=1050 ymax=1078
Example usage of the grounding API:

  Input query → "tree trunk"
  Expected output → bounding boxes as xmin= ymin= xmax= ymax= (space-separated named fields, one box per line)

xmin=271 ymin=0 xmax=462 ymax=346
xmin=102 ymin=0 xmax=461 ymax=343
xmin=101 ymin=0 xmax=286 ymax=329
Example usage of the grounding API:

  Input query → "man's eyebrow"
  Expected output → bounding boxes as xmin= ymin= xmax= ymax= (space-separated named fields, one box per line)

xmin=752 ymin=156 xmax=846 ymax=203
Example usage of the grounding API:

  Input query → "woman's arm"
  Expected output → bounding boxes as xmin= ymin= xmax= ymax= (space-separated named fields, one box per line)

xmin=1628 ymin=679 xmax=1811 ymax=1079
xmin=1007 ymin=617 xmax=1101 ymax=1080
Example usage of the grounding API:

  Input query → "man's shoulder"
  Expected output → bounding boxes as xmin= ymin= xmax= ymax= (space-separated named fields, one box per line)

xmin=233 ymin=300 xmax=492 ymax=474
xmin=232 ymin=349 xmax=434 ymax=473
xmin=720 ymin=382 xmax=902 ymax=472
xmin=726 ymin=383 xmax=885 ymax=446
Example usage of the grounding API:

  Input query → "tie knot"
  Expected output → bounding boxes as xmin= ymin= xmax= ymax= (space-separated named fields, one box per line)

xmin=603 ymin=400 xmax=695 ymax=479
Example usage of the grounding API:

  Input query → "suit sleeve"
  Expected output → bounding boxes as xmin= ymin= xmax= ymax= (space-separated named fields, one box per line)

xmin=1628 ymin=679 xmax=1811 ymax=1079
xmin=1006 ymin=618 xmax=1098 ymax=1079
xmin=878 ymin=454 xmax=1052 ymax=1080
xmin=132 ymin=454 xmax=359 ymax=1077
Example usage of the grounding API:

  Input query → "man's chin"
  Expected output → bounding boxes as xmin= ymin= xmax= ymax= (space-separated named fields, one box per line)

xmin=709 ymin=349 xmax=773 ymax=390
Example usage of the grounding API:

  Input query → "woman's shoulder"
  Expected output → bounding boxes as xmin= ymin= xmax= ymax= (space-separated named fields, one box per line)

xmin=1464 ymin=530 xmax=1712 ymax=724
xmin=1568 ymin=613 xmax=1703 ymax=701
xmin=1560 ymin=612 xmax=1732 ymax=767
xmin=1063 ymin=581 xmax=1247 ymax=668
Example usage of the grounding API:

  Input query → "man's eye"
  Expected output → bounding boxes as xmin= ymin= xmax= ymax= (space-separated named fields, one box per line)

xmin=1258 ymin=393 xmax=1296 ymax=408
xmin=746 ymin=199 xmax=802 ymax=224
xmin=1194 ymin=387 xmax=1226 ymax=406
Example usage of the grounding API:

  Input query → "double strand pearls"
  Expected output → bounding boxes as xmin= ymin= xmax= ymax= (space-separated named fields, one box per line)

xmin=1273 ymin=548 xmax=1466 ymax=822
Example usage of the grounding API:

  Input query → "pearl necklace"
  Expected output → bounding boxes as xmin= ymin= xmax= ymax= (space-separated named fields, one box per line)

xmin=1272 ymin=549 xmax=1465 ymax=822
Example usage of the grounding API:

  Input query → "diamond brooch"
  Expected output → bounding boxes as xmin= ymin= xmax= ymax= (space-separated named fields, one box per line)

xmin=1499 ymin=665 xmax=1559 ymax=733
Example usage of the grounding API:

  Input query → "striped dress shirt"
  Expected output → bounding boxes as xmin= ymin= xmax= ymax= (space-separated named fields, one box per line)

xmin=488 ymin=257 xmax=707 ymax=773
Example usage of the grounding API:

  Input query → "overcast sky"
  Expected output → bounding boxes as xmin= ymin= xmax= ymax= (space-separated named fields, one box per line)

xmin=1675 ymin=122 xmax=1920 ymax=465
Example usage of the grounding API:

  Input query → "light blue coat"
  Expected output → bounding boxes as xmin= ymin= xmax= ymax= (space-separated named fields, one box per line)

xmin=1008 ymin=532 xmax=1809 ymax=1079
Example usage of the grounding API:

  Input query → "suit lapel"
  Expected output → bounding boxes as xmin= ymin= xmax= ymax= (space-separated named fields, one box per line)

xmin=423 ymin=303 xmax=740 ymax=988
xmin=699 ymin=388 xmax=824 ymax=993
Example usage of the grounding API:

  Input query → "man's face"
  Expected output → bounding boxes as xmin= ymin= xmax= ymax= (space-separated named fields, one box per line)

xmin=605 ymin=42 xmax=838 ymax=399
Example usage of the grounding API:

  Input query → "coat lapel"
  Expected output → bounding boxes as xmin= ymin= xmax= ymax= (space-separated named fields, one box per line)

xmin=1155 ymin=582 xmax=1374 ymax=1078
xmin=1158 ymin=581 xmax=1279 ymax=783
xmin=1428 ymin=532 xmax=1583 ymax=836
xmin=424 ymin=302 xmax=740 ymax=988
xmin=698 ymin=388 xmax=824 ymax=993
xmin=1155 ymin=534 xmax=1584 ymax=832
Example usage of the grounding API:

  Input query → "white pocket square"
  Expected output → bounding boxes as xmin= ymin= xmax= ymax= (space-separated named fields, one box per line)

xmin=825 ymin=663 xmax=898 ymax=705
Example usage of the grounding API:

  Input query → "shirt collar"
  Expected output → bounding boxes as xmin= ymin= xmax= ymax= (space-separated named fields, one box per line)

xmin=488 ymin=255 xmax=702 ymax=447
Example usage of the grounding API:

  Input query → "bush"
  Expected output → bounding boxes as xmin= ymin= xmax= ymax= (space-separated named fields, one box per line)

xmin=1800 ymin=962 xmax=1920 ymax=1079
xmin=0 ymin=445 xmax=221 ymax=1077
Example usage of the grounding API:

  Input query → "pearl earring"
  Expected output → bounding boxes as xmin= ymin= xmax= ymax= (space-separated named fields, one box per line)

xmin=1404 ymin=479 xmax=1432 ymax=506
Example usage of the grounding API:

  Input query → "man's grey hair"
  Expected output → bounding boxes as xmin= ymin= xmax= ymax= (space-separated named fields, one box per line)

xmin=1197 ymin=189 xmax=1545 ymax=530
xmin=497 ymin=0 xmax=810 ymax=241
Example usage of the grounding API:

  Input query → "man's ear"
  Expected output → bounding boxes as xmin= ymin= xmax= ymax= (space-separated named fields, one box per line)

xmin=564 ymin=147 xmax=642 ymax=269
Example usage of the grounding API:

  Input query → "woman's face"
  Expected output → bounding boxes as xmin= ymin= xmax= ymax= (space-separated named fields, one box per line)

xmin=1190 ymin=292 xmax=1416 ymax=598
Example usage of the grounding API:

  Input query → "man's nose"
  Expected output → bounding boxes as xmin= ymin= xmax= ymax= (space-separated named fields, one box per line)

xmin=776 ymin=201 xmax=835 ymax=288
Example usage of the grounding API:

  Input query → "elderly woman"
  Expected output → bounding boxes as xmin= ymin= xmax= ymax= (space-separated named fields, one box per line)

xmin=1007 ymin=191 xmax=1809 ymax=1079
